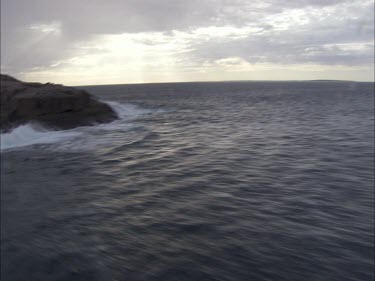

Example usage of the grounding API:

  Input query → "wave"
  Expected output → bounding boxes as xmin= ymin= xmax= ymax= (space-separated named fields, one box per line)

xmin=0 ymin=124 xmax=81 ymax=151
xmin=106 ymin=101 xmax=153 ymax=119
xmin=0 ymin=101 xmax=159 ymax=152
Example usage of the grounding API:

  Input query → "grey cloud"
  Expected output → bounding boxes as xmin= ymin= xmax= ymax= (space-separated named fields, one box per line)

xmin=1 ymin=0 xmax=373 ymax=77
xmin=186 ymin=2 xmax=374 ymax=66
xmin=189 ymin=34 xmax=374 ymax=67
xmin=2 ymin=0 xmax=363 ymax=37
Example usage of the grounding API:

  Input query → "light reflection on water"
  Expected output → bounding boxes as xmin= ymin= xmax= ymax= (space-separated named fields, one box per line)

xmin=1 ymin=81 xmax=374 ymax=281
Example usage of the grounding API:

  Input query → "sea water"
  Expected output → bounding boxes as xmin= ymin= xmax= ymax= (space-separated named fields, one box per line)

xmin=1 ymin=81 xmax=374 ymax=281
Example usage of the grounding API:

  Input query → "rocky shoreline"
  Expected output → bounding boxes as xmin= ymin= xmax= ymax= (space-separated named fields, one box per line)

xmin=0 ymin=74 xmax=118 ymax=133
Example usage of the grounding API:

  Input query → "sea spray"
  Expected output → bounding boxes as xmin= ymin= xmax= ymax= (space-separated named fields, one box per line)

xmin=106 ymin=101 xmax=153 ymax=119
xmin=0 ymin=124 xmax=82 ymax=151
xmin=0 ymin=101 xmax=159 ymax=151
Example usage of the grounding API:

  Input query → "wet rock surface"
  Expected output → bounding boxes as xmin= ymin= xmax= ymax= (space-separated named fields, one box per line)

xmin=0 ymin=74 xmax=117 ymax=132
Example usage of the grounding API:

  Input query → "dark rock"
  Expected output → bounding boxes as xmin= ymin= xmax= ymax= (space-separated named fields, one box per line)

xmin=1 ymin=74 xmax=118 ymax=132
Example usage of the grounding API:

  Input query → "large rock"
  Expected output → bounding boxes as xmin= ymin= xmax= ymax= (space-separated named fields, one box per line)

xmin=1 ymin=74 xmax=118 ymax=132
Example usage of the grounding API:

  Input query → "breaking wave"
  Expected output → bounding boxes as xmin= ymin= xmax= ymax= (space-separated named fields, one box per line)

xmin=0 ymin=101 xmax=157 ymax=151
xmin=0 ymin=124 xmax=81 ymax=151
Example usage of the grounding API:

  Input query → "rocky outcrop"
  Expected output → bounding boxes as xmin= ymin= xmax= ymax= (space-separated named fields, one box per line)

xmin=1 ymin=74 xmax=118 ymax=132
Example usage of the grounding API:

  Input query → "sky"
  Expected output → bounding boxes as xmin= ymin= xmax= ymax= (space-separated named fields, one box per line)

xmin=1 ymin=0 xmax=374 ymax=85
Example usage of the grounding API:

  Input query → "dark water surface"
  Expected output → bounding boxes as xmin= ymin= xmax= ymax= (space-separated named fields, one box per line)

xmin=1 ymin=81 xmax=374 ymax=281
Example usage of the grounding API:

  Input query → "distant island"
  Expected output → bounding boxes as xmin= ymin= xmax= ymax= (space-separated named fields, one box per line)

xmin=0 ymin=74 xmax=118 ymax=133
xmin=309 ymin=79 xmax=355 ymax=82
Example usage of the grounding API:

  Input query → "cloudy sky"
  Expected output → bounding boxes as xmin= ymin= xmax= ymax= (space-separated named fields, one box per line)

xmin=1 ymin=0 xmax=374 ymax=85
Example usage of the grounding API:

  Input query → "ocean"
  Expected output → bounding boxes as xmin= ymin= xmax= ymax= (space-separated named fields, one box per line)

xmin=1 ymin=81 xmax=374 ymax=281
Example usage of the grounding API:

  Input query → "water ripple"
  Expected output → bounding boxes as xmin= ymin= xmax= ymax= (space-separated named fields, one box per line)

xmin=1 ymin=81 xmax=374 ymax=281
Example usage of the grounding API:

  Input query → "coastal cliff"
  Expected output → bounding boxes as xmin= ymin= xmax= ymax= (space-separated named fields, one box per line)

xmin=0 ymin=74 xmax=118 ymax=132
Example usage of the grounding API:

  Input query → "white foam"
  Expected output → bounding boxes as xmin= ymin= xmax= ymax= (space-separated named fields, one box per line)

xmin=0 ymin=101 xmax=162 ymax=151
xmin=0 ymin=124 xmax=81 ymax=151
xmin=106 ymin=101 xmax=152 ymax=119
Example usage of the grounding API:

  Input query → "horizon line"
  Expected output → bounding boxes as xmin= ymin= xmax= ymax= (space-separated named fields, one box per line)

xmin=72 ymin=78 xmax=374 ymax=87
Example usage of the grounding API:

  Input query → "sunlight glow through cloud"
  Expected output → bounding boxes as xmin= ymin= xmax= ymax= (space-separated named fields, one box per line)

xmin=29 ymin=21 xmax=62 ymax=35
xmin=1 ymin=0 xmax=373 ymax=84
